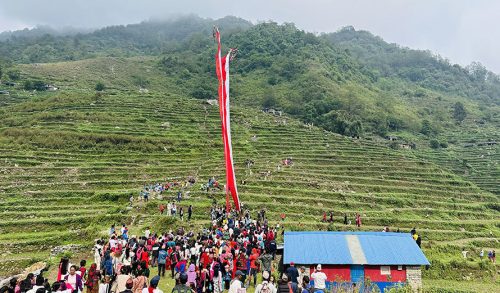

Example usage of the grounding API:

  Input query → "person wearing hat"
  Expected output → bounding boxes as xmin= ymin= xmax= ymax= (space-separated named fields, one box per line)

xmin=228 ymin=271 xmax=244 ymax=293
xmin=310 ymin=265 xmax=326 ymax=291
xmin=285 ymin=262 xmax=299 ymax=284
xmin=142 ymin=276 xmax=162 ymax=293
xmin=254 ymin=271 xmax=277 ymax=293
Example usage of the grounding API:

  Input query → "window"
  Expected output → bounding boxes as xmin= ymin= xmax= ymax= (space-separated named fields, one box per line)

xmin=397 ymin=265 xmax=403 ymax=271
xmin=380 ymin=266 xmax=391 ymax=275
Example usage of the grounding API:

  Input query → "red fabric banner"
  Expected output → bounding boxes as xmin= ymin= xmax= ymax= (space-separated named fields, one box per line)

xmin=215 ymin=28 xmax=241 ymax=211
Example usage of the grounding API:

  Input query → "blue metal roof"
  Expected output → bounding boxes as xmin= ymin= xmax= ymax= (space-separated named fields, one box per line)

xmin=284 ymin=231 xmax=430 ymax=266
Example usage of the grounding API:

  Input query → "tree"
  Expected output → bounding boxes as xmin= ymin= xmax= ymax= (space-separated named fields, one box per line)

xmin=95 ymin=82 xmax=105 ymax=92
xmin=22 ymin=80 xmax=45 ymax=91
xmin=430 ymin=139 xmax=440 ymax=149
xmin=23 ymin=80 xmax=33 ymax=91
xmin=132 ymin=75 xmax=150 ymax=88
xmin=262 ymin=92 xmax=278 ymax=108
xmin=453 ymin=102 xmax=467 ymax=122
xmin=32 ymin=80 xmax=46 ymax=91
xmin=421 ymin=119 xmax=432 ymax=135
xmin=7 ymin=70 xmax=21 ymax=80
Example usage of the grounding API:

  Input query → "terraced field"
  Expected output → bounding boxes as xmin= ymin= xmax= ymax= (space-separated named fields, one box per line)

xmin=416 ymin=122 xmax=500 ymax=196
xmin=0 ymin=58 xmax=498 ymax=291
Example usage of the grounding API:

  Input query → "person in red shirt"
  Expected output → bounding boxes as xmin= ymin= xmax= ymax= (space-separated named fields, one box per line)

xmin=200 ymin=249 xmax=210 ymax=270
xmin=248 ymin=248 xmax=260 ymax=287
xmin=236 ymin=250 xmax=248 ymax=284
xmin=79 ymin=260 xmax=87 ymax=279
xmin=140 ymin=247 xmax=149 ymax=268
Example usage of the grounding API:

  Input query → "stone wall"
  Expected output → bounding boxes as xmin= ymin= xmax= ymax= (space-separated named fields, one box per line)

xmin=406 ymin=266 xmax=422 ymax=291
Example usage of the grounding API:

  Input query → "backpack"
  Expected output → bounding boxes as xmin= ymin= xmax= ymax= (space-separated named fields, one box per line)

xmin=260 ymin=282 xmax=271 ymax=293
xmin=174 ymin=286 xmax=189 ymax=293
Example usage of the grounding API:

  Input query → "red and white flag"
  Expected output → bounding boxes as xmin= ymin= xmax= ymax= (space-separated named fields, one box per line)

xmin=215 ymin=28 xmax=241 ymax=211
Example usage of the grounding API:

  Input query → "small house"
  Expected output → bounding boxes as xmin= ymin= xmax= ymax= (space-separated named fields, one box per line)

xmin=206 ymin=99 xmax=218 ymax=106
xmin=44 ymin=85 xmax=58 ymax=91
xmin=399 ymin=142 xmax=415 ymax=150
xmin=284 ymin=231 xmax=429 ymax=292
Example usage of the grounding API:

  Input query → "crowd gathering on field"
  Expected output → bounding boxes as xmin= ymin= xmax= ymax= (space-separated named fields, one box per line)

xmin=0 ymin=175 xmax=495 ymax=293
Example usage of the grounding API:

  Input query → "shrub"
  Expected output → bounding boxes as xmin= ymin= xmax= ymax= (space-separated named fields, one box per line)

xmin=430 ymin=139 xmax=440 ymax=149
xmin=95 ymin=82 xmax=105 ymax=91
xmin=7 ymin=69 xmax=21 ymax=80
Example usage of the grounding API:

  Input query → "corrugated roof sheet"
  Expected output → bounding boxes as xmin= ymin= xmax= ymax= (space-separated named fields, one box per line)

xmin=284 ymin=231 xmax=430 ymax=266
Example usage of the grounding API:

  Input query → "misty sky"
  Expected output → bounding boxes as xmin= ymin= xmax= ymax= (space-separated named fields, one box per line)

xmin=0 ymin=0 xmax=499 ymax=73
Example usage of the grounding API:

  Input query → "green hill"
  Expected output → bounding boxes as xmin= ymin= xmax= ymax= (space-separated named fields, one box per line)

xmin=0 ymin=16 xmax=498 ymax=291
xmin=1 ymin=17 xmax=498 ymax=139
xmin=0 ymin=56 xmax=498 ymax=291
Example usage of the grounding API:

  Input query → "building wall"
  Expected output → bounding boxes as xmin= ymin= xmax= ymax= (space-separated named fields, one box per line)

xmin=406 ymin=266 xmax=422 ymax=291
xmin=309 ymin=265 xmax=350 ymax=282
xmin=364 ymin=265 xmax=406 ymax=282
xmin=306 ymin=264 xmax=420 ymax=292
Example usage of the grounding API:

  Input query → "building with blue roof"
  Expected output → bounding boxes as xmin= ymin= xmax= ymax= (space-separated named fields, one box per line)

xmin=284 ymin=231 xmax=429 ymax=291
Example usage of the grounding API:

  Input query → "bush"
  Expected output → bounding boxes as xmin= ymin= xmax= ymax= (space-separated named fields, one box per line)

xmin=430 ymin=139 xmax=440 ymax=149
xmin=7 ymin=70 xmax=21 ymax=80
xmin=23 ymin=80 xmax=33 ymax=90
xmin=95 ymin=82 xmax=105 ymax=91
xmin=439 ymin=141 xmax=448 ymax=148
xmin=23 ymin=80 xmax=46 ymax=91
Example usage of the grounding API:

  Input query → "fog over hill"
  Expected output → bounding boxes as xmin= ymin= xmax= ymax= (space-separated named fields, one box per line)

xmin=0 ymin=0 xmax=499 ymax=73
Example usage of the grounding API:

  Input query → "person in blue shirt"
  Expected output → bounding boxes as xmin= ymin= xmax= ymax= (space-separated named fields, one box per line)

xmin=286 ymin=262 xmax=299 ymax=283
xmin=157 ymin=245 xmax=168 ymax=277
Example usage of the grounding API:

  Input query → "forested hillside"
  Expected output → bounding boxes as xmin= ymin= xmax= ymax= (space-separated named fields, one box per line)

xmin=1 ymin=16 xmax=498 ymax=138
xmin=1 ymin=16 xmax=498 ymax=194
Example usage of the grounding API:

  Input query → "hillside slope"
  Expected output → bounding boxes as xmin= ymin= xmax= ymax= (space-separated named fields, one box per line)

xmin=0 ymin=16 xmax=500 ymax=195
xmin=0 ymin=57 xmax=498 ymax=291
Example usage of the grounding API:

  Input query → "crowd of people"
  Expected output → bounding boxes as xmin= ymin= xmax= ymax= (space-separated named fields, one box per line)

xmin=320 ymin=212 xmax=359 ymax=227
xmin=2 ymin=171 xmax=489 ymax=293
xmin=2 ymin=196 xmax=351 ymax=293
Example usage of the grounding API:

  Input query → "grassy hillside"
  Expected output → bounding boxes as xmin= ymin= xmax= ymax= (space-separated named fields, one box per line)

xmin=0 ymin=57 xmax=498 ymax=291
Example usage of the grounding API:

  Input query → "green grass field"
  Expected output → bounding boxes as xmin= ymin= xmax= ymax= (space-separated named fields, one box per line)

xmin=0 ymin=57 xmax=498 ymax=292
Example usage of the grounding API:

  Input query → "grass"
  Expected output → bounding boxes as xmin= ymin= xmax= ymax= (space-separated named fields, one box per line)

xmin=0 ymin=57 xmax=498 ymax=292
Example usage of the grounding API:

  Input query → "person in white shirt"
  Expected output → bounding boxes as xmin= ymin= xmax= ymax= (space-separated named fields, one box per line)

xmin=99 ymin=275 xmax=111 ymax=293
xmin=311 ymin=264 xmax=327 ymax=290
xmin=228 ymin=271 xmax=244 ymax=293
xmin=109 ymin=237 xmax=118 ymax=250
xmin=254 ymin=271 xmax=276 ymax=293
xmin=142 ymin=276 xmax=163 ymax=293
